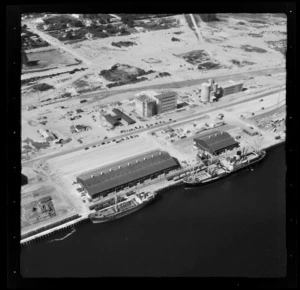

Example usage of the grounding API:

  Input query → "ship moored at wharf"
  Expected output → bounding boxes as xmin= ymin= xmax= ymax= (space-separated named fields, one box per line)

xmin=183 ymin=149 xmax=266 ymax=188
xmin=89 ymin=191 xmax=157 ymax=223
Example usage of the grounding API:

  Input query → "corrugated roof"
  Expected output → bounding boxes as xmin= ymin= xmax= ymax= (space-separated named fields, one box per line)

xmin=194 ymin=130 xmax=238 ymax=153
xmin=77 ymin=150 xmax=179 ymax=196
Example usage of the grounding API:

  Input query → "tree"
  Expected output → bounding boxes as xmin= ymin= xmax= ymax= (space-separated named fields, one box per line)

xmin=120 ymin=27 xmax=127 ymax=35
xmin=74 ymin=20 xmax=84 ymax=28
xmin=66 ymin=30 xmax=73 ymax=40
xmin=121 ymin=15 xmax=134 ymax=27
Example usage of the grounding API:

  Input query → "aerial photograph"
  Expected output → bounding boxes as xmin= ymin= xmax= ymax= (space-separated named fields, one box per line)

xmin=17 ymin=11 xmax=289 ymax=279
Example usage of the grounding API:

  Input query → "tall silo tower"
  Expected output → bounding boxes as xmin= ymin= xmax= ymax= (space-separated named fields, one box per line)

xmin=212 ymin=82 xmax=218 ymax=93
xmin=201 ymin=83 xmax=211 ymax=102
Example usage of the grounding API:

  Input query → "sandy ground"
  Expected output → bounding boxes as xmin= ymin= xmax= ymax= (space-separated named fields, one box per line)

xmin=46 ymin=135 xmax=160 ymax=177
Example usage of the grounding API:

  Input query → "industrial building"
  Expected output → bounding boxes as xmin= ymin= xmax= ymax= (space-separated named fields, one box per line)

xmin=104 ymin=114 xmax=120 ymax=127
xmin=112 ymin=108 xmax=136 ymax=125
xmin=135 ymin=90 xmax=178 ymax=116
xmin=153 ymin=91 xmax=177 ymax=114
xmin=104 ymin=109 xmax=135 ymax=127
xmin=221 ymin=81 xmax=243 ymax=96
xmin=193 ymin=130 xmax=239 ymax=156
xmin=135 ymin=95 xmax=157 ymax=117
xmin=77 ymin=150 xmax=180 ymax=199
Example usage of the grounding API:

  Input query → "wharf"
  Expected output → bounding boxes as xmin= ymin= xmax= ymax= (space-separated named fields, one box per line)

xmin=20 ymin=214 xmax=89 ymax=246
xmin=20 ymin=138 xmax=284 ymax=247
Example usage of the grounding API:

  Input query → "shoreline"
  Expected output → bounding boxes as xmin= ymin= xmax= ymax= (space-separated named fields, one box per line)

xmin=20 ymin=140 xmax=285 ymax=246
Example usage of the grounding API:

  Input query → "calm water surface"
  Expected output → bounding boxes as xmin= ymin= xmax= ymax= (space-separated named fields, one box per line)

xmin=20 ymin=145 xmax=286 ymax=277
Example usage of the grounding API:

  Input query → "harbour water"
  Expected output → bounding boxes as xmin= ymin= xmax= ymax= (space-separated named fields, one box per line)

xmin=20 ymin=145 xmax=286 ymax=277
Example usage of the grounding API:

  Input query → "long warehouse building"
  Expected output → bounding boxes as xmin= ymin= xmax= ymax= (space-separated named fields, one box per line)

xmin=77 ymin=150 xmax=180 ymax=199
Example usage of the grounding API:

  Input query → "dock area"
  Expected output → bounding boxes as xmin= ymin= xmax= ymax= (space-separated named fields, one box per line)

xmin=20 ymin=137 xmax=285 ymax=246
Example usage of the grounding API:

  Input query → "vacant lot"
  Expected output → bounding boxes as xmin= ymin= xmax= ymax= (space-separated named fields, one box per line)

xmin=25 ymin=49 xmax=78 ymax=70
xmin=21 ymin=179 xmax=75 ymax=230
xmin=175 ymin=50 xmax=211 ymax=65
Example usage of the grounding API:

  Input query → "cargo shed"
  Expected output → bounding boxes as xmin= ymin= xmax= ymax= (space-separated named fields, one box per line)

xmin=194 ymin=130 xmax=239 ymax=156
xmin=77 ymin=150 xmax=180 ymax=199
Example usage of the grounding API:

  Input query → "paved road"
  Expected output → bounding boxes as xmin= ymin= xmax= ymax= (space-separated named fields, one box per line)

xmin=80 ymin=66 xmax=286 ymax=101
xmin=23 ymin=86 xmax=285 ymax=166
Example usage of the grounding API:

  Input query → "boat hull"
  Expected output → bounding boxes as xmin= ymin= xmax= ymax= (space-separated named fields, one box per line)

xmin=89 ymin=196 xmax=156 ymax=224
xmin=184 ymin=151 xmax=266 ymax=188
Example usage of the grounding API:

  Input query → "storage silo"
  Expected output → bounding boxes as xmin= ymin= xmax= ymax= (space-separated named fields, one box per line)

xmin=212 ymin=82 xmax=218 ymax=93
xmin=201 ymin=83 xmax=211 ymax=102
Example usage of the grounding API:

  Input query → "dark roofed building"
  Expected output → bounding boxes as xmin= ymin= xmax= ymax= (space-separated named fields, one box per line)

xmin=194 ymin=130 xmax=239 ymax=155
xmin=77 ymin=150 xmax=180 ymax=199
xmin=112 ymin=108 xmax=135 ymax=125
xmin=104 ymin=114 xmax=120 ymax=127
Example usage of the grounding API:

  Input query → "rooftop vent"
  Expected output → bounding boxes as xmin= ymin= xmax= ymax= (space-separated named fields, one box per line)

xmin=100 ymin=172 xmax=103 ymax=175
xmin=119 ymin=166 xmax=121 ymax=169
xmin=109 ymin=169 xmax=112 ymax=172
xmin=91 ymin=175 xmax=94 ymax=178
xmin=128 ymin=163 xmax=130 ymax=166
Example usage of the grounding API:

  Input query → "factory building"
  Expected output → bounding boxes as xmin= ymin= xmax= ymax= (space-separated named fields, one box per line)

xmin=135 ymin=90 xmax=177 ymax=116
xmin=221 ymin=81 xmax=243 ymax=96
xmin=135 ymin=95 xmax=157 ymax=118
xmin=112 ymin=108 xmax=136 ymax=125
xmin=152 ymin=91 xmax=177 ymax=114
xmin=104 ymin=114 xmax=120 ymax=127
xmin=104 ymin=109 xmax=135 ymax=127
xmin=193 ymin=130 xmax=239 ymax=156
xmin=77 ymin=150 xmax=180 ymax=199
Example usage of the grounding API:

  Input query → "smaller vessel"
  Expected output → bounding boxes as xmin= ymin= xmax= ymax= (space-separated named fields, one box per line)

xmin=89 ymin=191 xmax=157 ymax=224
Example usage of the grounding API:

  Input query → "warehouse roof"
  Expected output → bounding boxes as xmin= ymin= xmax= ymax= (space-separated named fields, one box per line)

xmin=194 ymin=130 xmax=238 ymax=153
xmin=77 ymin=150 xmax=179 ymax=196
